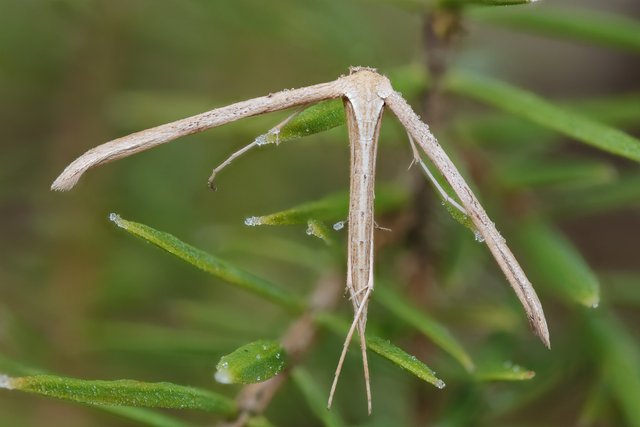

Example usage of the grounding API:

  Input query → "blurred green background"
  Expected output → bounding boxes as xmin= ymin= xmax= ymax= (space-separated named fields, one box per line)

xmin=1 ymin=0 xmax=639 ymax=426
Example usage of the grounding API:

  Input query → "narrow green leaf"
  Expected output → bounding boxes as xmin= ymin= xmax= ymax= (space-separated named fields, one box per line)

xmin=516 ymin=219 xmax=600 ymax=307
xmin=305 ymin=219 xmax=335 ymax=245
xmin=578 ymin=381 xmax=609 ymax=427
xmin=494 ymin=158 xmax=616 ymax=190
xmin=109 ymin=214 xmax=303 ymax=312
xmin=576 ymin=93 xmax=640 ymax=126
xmin=0 ymin=355 xmax=196 ymax=427
xmin=586 ymin=312 xmax=640 ymax=426
xmin=376 ymin=285 xmax=474 ymax=372
xmin=446 ymin=71 xmax=640 ymax=162
xmin=244 ymin=185 xmax=408 ymax=226
xmin=215 ymin=340 xmax=286 ymax=384
xmin=457 ymin=93 xmax=640 ymax=148
xmin=292 ymin=368 xmax=346 ymax=427
xmin=475 ymin=361 xmax=535 ymax=381
xmin=367 ymin=336 xmax=446 ymax=389
xmin=250 ymin=65 xmax=429 ymax=146
xmin=546 ymin=173 xmax=640 ymax=218
xmin=1 ymin=374 xmax=236 ymax=415
xmin=314 ymin=314 xmax=445 ymax=389
xmin=470 ymin=7 xmax=640 ymax=53
xmin=254 ymin=100 xmax=344 ymax=146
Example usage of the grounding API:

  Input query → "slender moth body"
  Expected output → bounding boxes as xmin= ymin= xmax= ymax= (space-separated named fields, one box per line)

xmin=51 ymin=67 xmax=550 ymax=414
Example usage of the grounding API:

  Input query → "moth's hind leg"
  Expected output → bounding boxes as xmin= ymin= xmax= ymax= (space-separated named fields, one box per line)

xmin=327 ymin=286 xmax=373 ymax=411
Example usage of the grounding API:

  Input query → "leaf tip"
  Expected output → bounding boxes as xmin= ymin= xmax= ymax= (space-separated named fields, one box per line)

xmin=214 ymin=364 xmax=233 ymax=384
xmin=215 ymin=340 xmax=286 ymax=384
xmin=0 ymin=374 xmax=14 ymax=390
xmin=583 ymin=294 xmax=600 ymax=309
xmin=109 ymin=212 xmax=125 ymax=228
xmin=244 ymin=216 xmax=264 ymax=227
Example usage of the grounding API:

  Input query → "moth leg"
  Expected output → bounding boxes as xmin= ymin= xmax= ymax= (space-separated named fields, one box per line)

xmin=355 ymin=287 xmax=372 ymax=415
xmin=385 ymin=91 xmax=550 ymax=348
xmin=407 ymin=133 xmax=467 ymax=216
xmin=207 ymin=140 xmax=259 ymax=190
xmin=327 ymin=285 xmax=373 ymax=411
xmin=207 ymin=109 xmax=304 ymax=190
xmin=374 ymin=221 xmax=392 ymax=232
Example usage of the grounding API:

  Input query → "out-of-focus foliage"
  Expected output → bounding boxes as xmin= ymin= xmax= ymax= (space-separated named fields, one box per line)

xmin=1 ymin=0 xmax=639 ymax=426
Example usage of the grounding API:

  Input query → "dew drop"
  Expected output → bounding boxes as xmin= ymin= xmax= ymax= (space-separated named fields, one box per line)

xmin=333 ymin=221 xmax=345 ymax=231
xmin=0 ymin=375 xmax=13 ymax=390
xmin=244 ymin=216 xmax=262 ymax=227
xmin=474 ymin=230 xmax=485 ymax=243
xmin=254 ymin=134 xmax=270 ymax=146
xmin=109 ymin=213 xmax=124 ymax=228
xmin=214 ymin=368 xmax=232 ymax=384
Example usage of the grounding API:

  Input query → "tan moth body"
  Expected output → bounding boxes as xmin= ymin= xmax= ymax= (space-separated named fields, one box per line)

xmin=327 ymin=69 xmax=388 ymax=413
xmin=52 ymin=67 xmax=550 ymax=413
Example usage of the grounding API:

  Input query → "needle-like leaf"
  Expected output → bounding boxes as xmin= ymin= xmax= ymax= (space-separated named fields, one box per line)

xmin=0 ymin=374 xmax=236 ymax=415
xmin=315 ymin=313 xmax=446 ymax=390
xmin=586 ymin=312 xmax=640 ymax=426
xmin=516 ymin=219 xmax=600 ymax=308
xmin=376 ymin=285 xmax=474 ymax=372
xmin=244 ymin=185 xmax=407 ymax=226
xmin=470 ymin=7 xmax=640 ymax=53
xmin=475 ymin=362 xmax=535 ymax=381
xmin=0 ymin=355 xmax=198 ymax=427
xmin=447 ymin=71 xmax=640 ymax=163
xmin=109 ymin=213 xmax=303 ymax=312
